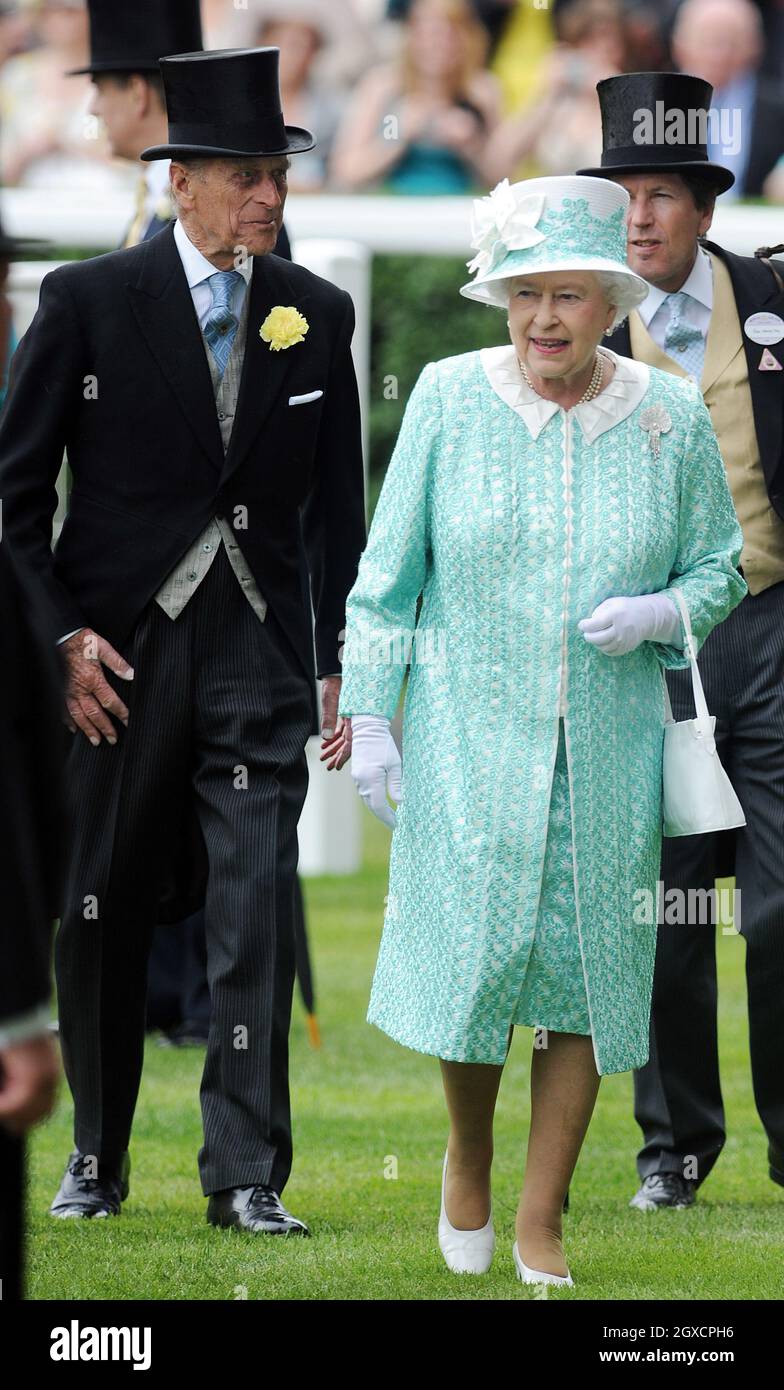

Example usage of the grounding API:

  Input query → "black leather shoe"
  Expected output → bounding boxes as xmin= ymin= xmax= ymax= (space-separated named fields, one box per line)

xmin=50 ymin=1149 xmax=130 ymax=1219
xmin=629 ymin=1173 xmax=696 ymax=1211
xmin=207 ymin=1185 xmax=310 ymax=1235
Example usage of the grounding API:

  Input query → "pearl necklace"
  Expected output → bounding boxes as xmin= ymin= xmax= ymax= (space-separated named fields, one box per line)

xmin=517 ymin=349 xmax=604 ymax=405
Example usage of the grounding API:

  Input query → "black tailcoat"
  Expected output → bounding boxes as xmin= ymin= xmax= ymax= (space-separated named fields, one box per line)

xmin=0 ymin=223 xmax=366 ymax=688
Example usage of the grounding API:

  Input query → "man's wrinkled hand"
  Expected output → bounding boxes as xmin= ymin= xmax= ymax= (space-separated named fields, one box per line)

xmin=62 ymin=628 xmax=134 ymax=746
xmin=319 ymin=675 xmax=351 ymax=770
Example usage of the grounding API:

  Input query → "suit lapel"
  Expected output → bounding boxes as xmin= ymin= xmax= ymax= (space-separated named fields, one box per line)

xmin=701 ymin=252 xmax=743 ymax=392
xmin=703 ymin=240 xmax=784 ymax=493
xmin=220 ymin=252 xmax=310 ymax=488
xmin=125 ymin=224 xmax=224 ymax=471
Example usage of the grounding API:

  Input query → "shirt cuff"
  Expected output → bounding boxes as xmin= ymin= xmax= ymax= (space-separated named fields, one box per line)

xmin=0 ymin=1003 xmax=53 ymax=1049
xmin=57 ymin=627 xmax=84 ymax=645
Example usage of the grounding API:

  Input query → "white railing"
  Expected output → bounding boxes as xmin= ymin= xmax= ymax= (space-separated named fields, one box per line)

xmin=2 ymin=186 xmax=783 ymax=257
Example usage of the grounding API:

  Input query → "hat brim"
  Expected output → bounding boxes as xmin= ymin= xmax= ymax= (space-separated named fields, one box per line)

xmin=66 ymin=61 xmax=163 ymax=76
xmin=459 ymin=253 xmax=650 ymax=312
xmin=140 ymin=127 xmax=316 ymax=161
xmin=576 ymin=159 xmax=735 ymax=194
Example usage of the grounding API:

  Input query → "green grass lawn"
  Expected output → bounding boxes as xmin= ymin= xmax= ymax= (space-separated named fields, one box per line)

xmin=26 ymin=817 xmax=783 ymax=1301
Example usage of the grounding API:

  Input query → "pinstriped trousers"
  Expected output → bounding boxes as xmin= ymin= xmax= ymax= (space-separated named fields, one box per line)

xmin=634 ymin=575 xmax=784 ymax=1188
xmin=54 ymin=544 xmax=313 ymax=1195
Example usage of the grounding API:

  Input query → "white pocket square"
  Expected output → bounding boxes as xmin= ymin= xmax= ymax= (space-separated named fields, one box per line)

xmin=288 ymin=390 xmax=323 ymax=406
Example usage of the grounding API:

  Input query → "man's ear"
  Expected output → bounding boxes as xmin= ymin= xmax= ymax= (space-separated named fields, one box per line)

xmin=169 ymin=162 xmax=191 ymax=207
xmin=698 ymin=199 xmax=716 ymax=239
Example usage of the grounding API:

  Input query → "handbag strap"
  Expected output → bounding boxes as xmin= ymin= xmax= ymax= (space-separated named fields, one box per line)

xmin=662 ymin=586 xmax=712 ymax=732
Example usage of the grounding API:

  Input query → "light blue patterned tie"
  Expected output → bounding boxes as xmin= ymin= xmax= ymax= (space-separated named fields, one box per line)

xmin=203 ymin=270 xmax=243 ymax=377
xmin=663 ymin=290 xmax=705 ymax=382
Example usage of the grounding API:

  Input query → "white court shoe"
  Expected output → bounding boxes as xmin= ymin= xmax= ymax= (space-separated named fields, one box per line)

xmin=438 ymin=1151 xmax=495 ymax=1274
xmin=513 ymin=1240 xmax=574 ymax=1287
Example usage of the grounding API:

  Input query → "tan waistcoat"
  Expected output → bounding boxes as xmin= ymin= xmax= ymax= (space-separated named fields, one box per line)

xmin=628 ymin=250 xmax=784 ymax=595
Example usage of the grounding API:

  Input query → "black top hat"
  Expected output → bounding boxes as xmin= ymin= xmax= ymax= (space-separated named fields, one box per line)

xmin=140 ymin=48 xmax=315 ymax=162
xmin=67 ymin=0 xmax=203 ymax=78
xmin=577 ymin=72 xmax=735 ymax=193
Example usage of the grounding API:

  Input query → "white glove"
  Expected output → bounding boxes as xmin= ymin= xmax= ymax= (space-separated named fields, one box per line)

xmin=349 ymin=715 xmax=402 ymax=830
xmin=578 ymin=592 xmax=681 ymax=656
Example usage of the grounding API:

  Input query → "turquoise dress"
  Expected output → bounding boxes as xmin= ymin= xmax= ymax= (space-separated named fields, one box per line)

xmin=338 ymin=346 xmax=747 ymax=1074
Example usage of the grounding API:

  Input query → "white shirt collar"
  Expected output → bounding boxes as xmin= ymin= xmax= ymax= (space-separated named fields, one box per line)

xmin=479 ymin=343 xmax=651 ymax=443
xmin=172 ymin=217 xmax=253 ymax=291
xmin=637 ymin=244 xmax=713 ymax=327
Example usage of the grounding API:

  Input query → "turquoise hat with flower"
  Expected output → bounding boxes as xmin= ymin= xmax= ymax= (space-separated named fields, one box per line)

xmin=459 ymin=174 xmax=649 ymax=329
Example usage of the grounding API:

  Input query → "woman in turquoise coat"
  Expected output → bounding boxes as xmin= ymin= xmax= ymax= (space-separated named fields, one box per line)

xmin=332 ymin=175 xmax=747 ymax=1286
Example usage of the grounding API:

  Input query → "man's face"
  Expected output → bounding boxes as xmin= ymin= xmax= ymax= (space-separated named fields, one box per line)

xmin=89 ymin=74 xmax=159 ymax=161
xmin=170 ymin=157 xmax=290 ymax=262
xmin=614 ymin=172 xmax=714 ymax=292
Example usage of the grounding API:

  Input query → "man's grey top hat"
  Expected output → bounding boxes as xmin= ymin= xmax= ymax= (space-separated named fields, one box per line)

xmin=67 ymin=0 xmax=203 ymax=77
xmin=140 ymin=48 xmax=316 ymax=162
xmin=577 ymin=71 xmax=735 ymax=193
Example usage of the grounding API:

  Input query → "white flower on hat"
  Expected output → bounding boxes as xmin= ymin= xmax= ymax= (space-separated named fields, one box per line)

xmin=466 ymin=178 xmax=547 ymax=279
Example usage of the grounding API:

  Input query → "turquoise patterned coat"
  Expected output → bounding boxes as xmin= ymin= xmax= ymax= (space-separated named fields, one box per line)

xmin=338 ymin=345 xmax=747 ymax=1073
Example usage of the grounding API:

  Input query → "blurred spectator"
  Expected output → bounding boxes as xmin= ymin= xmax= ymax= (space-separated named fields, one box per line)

xmin=200 ymin=0 xmax=259 ymax=48
xmin=672 ymin=0 xmax=784 ymax=198
xmin=754 ymin=0 xmax=784 ymax=81
xmin=331 ymin=0 xmax=502 ymax=193
xmin=0 ymin=0 xmax=127 ymax=190
xmin=253 ymin=5 xmax=354 ymax=191
xmin=0 ymin=2 xmax=32 ymax=68
xmin=621 ymin=0 xmax=677 ymax=70
xmin=488 ymin=2 xmax=557 ymax=116
xmin=482 ymin=0 xmax=627 ymax=184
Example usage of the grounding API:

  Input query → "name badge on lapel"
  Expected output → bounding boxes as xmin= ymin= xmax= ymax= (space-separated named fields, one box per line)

xmin=744 ymin=312 xmax=784 ymax=345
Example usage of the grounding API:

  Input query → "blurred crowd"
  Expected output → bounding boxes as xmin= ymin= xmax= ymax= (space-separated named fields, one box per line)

xmin=1 ymin=0 xmax=784 ymax=200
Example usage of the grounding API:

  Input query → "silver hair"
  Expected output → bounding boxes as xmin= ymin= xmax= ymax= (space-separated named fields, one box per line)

xmin=592 ymin=270 xmax=640 ymax=331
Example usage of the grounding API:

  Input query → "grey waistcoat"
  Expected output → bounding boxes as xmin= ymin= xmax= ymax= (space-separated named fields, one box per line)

xmin=154 ymin=279 xmax=267 ymax=623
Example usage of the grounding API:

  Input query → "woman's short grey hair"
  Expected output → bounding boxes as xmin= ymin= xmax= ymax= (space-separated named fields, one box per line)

xmin=592 ymin=271 xmax=639 ymax=332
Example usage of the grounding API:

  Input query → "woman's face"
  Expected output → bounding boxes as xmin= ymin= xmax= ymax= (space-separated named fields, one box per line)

xmin=507 ymin=271 xmax=615 ymax=382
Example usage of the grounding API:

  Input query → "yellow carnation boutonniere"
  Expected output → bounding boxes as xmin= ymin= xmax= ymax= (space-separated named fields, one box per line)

xmin=260 ymin=305 xmax=309 ymax=351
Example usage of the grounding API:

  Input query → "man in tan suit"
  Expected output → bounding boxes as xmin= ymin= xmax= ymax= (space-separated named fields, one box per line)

xmin=580 ymin=72 xmax=784 ymax=1209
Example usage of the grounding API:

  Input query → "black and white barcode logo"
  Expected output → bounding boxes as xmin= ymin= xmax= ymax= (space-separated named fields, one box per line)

xmin=50 ymin=1320 xmax=151 ymax=1370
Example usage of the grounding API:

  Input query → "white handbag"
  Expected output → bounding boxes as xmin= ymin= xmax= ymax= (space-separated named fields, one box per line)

xmin=661 ymin=586 xmax=746 ymax=837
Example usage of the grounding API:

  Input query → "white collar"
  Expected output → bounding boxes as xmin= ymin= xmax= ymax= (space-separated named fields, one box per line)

xmin=637 ymin=245 xmax=713 ymax=327
xmin=172 ymin=217 xmax=253 ymax=290
xmin=480 ymin=343 xmax=651 ymax=442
